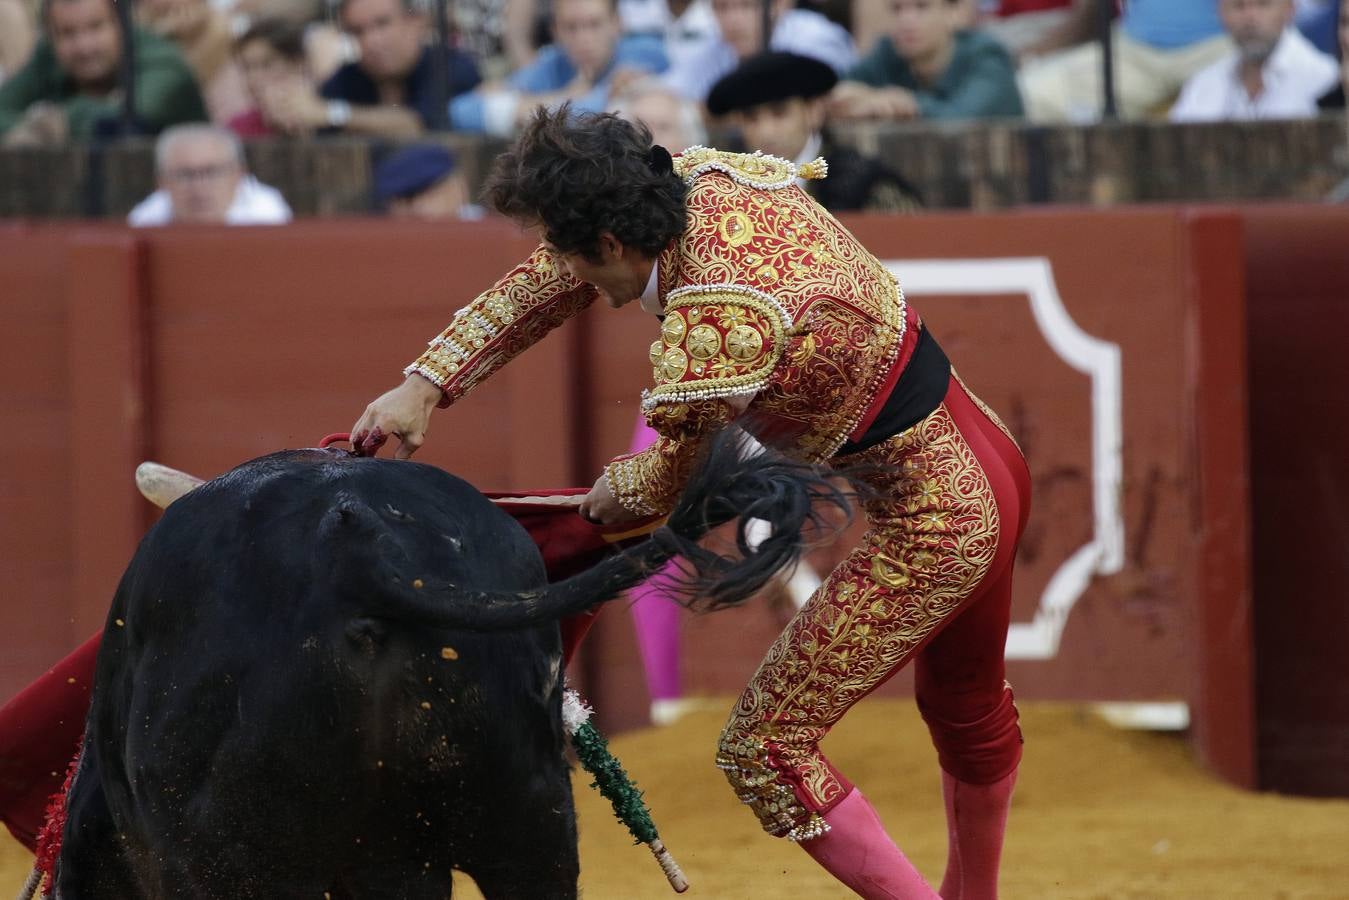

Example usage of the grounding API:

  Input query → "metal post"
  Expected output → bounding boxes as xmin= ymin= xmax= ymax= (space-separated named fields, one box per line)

xmin=428 ymin=0 xmax=451 ymax=131
xmin=761 ymin=0 xmax=773 ymax=52
xmin=1099 ymin=0 xmax=1116 ymax=120
xmin=114 ymin=0 xmax=136 ymax=133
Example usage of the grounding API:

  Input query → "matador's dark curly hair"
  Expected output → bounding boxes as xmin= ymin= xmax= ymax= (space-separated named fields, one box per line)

xmin=484 ymin=105 xmax=689 ymax=262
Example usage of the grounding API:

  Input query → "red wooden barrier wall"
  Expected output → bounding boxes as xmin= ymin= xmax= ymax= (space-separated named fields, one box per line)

xmin=2 ymin=206 xmax=1344 ymax=792
xmin=1242 ymin=207 xmax=1349 ymax=796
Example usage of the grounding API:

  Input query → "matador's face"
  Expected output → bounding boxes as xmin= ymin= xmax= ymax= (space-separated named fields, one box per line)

xmin=545 ymin=232 xmax=656 ymax=310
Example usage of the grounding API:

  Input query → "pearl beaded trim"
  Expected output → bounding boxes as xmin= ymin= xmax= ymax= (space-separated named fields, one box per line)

xmin=467 ymin=311 xmax=499 ymax=339
xmin=786 ymin=814 xmax=830 ymax=843
xmin=603 ymin=460 xmax=661 ymax=516
xmin=717 ymin=736 xmax=825 ymax=840
xmin=640 ymin=382 xmax=763 ymax=412
xmin=664 ymin=282 xmax=794 ymax=332
xmin=405 ymin=282 xmax=525 ymax=387
xmin=641 ymin=287 xmax=789 ymax=411
xmin=821 ymin=282 xmax=908 ymax=459
xmin=677 ymin=146 xmax=828 ymax=191
xmin=402 ymin=362 xmax=447 ymax=387
xmin=429 ymin=336 xmax=472 ymax=362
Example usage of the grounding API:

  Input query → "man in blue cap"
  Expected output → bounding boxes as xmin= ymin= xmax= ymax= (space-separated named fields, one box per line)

xmin=373 ymin=143 xmax=484 ymax=220
xmin=707 ymin=51 xmax=923 ymax=213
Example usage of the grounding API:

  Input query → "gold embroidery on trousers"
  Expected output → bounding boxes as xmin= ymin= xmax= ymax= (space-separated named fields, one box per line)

xmin=719 ymin=403 xmax=1001 ymax=838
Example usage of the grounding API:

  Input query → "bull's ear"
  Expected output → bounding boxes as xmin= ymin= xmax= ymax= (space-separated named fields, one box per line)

xmin=319 ymin=497 xmax=422 ymax=598
xmin=321 ymin=494 xmax=382 ymax=534
xmin=319 ymin=498 xmax=395 ymax=578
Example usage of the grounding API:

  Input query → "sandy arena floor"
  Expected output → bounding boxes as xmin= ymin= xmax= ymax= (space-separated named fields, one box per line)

xmin=4 ymin=701 xmax=1347 ymax=898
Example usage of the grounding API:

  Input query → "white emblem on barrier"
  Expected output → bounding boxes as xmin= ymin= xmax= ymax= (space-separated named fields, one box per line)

xmin=885 ymin=258 xmax=1124 ymax=661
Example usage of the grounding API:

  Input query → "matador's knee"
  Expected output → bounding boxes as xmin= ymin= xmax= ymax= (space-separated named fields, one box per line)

xmin=919 ymin=682 xmax=1023 ymax=784
xmin=715 ymin=717 xmax=845 ymax=842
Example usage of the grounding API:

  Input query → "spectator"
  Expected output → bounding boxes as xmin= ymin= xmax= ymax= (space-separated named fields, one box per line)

xmin=1171 ymin=0 xmax=1338 ymax=121
xmin=1018 ymin=0 xmax=1233 ymax=122
xmin=0 ymin=0 xmax=207 ymax=145
xmin=1295 ymin=0 xmax=1341 ymax=54
xmin=261 ymin=0 xmax=481 ymax=137
xmin=709 ymin=51 xmax=923 ymax=210
xmin=662 ymin=0 xmax=857 ymax=101
xmin=1327 ymin=23 xmax=1347 ymax=205
xmin=227 ymin=0 xmax=326 ymax=32
xmin=831 ymin=0 xmax=1024 ymax=121
xmin=455 ymin=0 xmax=512 ymax=71
xmin=372 ymin=143 xmax=484 ymax=219
xmin=1316 ymin=0 xmax=1346 ymax=107
xmin=227 ymin=18 xmax=310 ymax=137
xmin=128 ymin=123 xmax=292 ymax=225
xmin=613 ymin=77 xmax=707 ymax=149
xmin=978 ymin=0 xmax=1077 ymax=57
xmin=619 ymin=0 xmax=720 ymax=72
xmin=138 ymin=0 xmax=250 ymax=122
xmin=225 ymin=0 xmax=351 ymax=84
xmin=450 ymin=0 xmax=666 ymax=135
xmin=0 ymin=0 xmax=37 ymax=86
xmin=501 ymin=0 xmax=546 ymax=71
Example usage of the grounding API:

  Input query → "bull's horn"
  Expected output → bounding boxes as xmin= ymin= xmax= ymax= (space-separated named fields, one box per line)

xmin=135 ymin=462 xmax=205 ymax=509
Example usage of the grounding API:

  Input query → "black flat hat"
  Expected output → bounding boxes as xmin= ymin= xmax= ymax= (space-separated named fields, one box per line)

xmin=706 ymin=51 xmax=839 ymax=117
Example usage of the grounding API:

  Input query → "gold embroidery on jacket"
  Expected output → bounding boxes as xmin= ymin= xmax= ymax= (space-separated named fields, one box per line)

xmin=661 ymin=163 xmax=908 ymax=461
xmin=606 ymin=152 xmax=916 ymax=516
xmin=643 ymin=290 xmax=786 ymax=411
xmin=405 ymin=245 xmax=597 ymax=403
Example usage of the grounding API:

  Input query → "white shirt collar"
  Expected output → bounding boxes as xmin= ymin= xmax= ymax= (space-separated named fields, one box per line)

xmin=638 ymin=259 xmax=663 ymax=315
xmin=1226 ymin=28 xmax=1329 ymax=96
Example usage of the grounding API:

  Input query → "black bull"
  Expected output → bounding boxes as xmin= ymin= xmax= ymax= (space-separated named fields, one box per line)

xmin=54 ymin=438 xmax=850 ymax=898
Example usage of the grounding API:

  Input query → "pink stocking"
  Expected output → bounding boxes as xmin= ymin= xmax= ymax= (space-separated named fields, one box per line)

xmin=938 ymin=768 xmax=1016 ymax=900
xmin=629 ymin=558 xmax=683 ymax=702
xmin=626 ymin=417 xmax=683 ymax=710
xmin=800 ymin=789 xmax=939 ymax=899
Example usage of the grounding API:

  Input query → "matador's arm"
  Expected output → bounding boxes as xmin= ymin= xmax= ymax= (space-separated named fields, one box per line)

xmin=603 ymin=286 xmax=789 ymax=516
xmin=404 ymin=245 xmax=599 ymax=406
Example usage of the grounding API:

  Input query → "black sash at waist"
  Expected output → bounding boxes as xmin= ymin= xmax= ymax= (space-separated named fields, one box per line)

xmin=834 ymin=326 xmax=950 ymax=457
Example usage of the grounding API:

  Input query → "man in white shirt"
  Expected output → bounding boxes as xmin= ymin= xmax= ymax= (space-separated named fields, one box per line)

xmin=1171 ymin=0 xmax=1339 ymax=121
xmin=128 ymin=124 xmax=292 ymax=226
xmin=619 ymin=0 xmax=720 ymax=73
xmin=661 ymin=0 xmax=856 ymax=101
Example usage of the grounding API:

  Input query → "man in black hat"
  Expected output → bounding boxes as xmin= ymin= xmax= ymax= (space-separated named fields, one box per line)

xmin=706 ymin=51 xmax=922 ymax=213
xmin=373 ymin=143 xmax=484 ymax=220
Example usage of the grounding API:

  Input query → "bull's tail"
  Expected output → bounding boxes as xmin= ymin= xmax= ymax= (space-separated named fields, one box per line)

xmin=357 ymin=430 xmax=855 ymax=630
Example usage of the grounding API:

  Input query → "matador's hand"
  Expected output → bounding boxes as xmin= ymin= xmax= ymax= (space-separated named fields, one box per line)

xmin=351 ymin=375 xmax=442 ymax=459
xmin=579 ymin=471 xmax=636 ymax=526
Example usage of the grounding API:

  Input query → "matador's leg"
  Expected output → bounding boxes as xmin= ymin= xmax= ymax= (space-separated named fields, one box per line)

xmin=915 ymin=379 xmax=1031 ymax=900
xmin=717 ymin=399 xmax=1013 ymax=897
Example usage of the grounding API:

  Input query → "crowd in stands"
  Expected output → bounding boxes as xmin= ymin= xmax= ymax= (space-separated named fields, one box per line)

xmin=0 ymin=0 xmax=1345 ymax=222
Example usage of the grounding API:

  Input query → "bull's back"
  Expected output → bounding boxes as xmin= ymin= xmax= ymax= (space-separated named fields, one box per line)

xmin=69 ymin=450 xmax=567 ymax=895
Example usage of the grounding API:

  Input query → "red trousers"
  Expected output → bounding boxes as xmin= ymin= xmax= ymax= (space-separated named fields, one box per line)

xmin=717 ymin=374 xmax=1031 ymax=840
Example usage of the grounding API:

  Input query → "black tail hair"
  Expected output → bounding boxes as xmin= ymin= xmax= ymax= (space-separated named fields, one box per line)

xmin=656 ymin=434 xmax=858 ymax=610
xmin=360 ymin=430 xmax=858 ymax=630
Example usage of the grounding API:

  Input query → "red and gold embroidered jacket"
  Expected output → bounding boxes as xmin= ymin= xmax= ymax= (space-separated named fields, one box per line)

xmin=406 ymin=148 xmax=920 ymax=517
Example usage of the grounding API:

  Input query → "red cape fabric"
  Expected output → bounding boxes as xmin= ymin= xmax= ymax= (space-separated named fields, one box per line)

xmin=0 ymin=492 xmax=658 ymax=850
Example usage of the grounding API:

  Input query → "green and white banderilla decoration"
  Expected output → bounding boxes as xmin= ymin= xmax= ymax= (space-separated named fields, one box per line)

xmin=563 ymin=687 xmax=689 ymax=893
